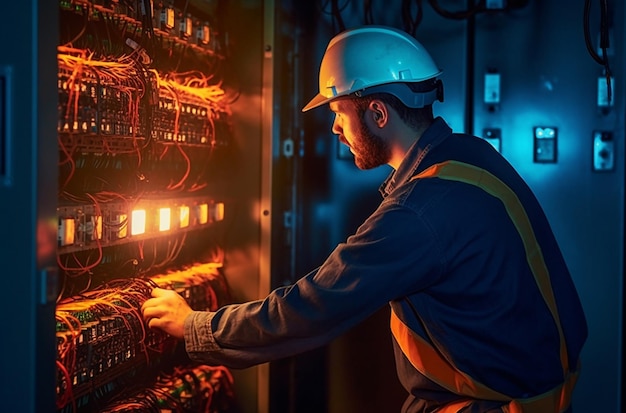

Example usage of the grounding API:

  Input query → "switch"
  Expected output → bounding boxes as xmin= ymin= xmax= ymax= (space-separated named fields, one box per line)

xmin=593 ymin=131 xmax=614 ymax=171
xmin=533 ymin=126 xmax=557 ymax=163
xmin=482 ymin=128 xmax=501 ymax=152
xmin=484 ymin=70 xmax=501 ymax=110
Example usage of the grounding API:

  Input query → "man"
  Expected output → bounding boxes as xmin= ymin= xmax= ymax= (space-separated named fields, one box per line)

xmin=142 ymin=26 xmax=587 ymax=412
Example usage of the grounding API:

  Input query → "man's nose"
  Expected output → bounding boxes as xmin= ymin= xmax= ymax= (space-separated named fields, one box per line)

xmin=331 ymin=115 xmax=341 ymax=135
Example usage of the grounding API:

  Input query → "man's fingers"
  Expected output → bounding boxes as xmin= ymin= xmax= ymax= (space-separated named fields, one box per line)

xmin=142 ymin=305 xmax=160 ymax=320
xmin=141 ymin=296 xmax=158 ymax=314
xmin=140 ymin=288 xmax=185 ymax=338
xmin=141 ymin=288 xmax=172 ymax=313
xmin=151 ymin=287 xmax=174 ymax=298
xmin=146 ymin=316 xmax=161 ymax=330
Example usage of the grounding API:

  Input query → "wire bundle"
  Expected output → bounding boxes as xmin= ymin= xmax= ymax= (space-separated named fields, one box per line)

xmin=55 ymin=265 xmax=228 ymax=411
xmin=99 ymin=364 xmax=236 ymax=413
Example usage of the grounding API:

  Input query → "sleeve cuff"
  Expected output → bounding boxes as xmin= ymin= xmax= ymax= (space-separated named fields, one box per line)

xmin=184 ymin=310 xmax=221 ymax=353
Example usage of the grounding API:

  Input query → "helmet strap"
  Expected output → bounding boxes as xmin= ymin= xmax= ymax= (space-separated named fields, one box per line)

xmin=353 ymin=81 xmax=443 ymax=108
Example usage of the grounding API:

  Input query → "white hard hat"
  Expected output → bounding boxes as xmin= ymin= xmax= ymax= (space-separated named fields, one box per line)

xmin=302 ymin=25 xmax=443 ymax=112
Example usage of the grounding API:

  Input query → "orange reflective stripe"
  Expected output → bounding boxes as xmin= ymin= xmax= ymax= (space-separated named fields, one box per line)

xmin=502 ymin=367 xmax=579 ymax=413
xmin=391 ymin=308 xmax=579 ymax=412
xmin=393 ymin=160 xmax=577 ymax=412
xmin=390 ymin=309 xmax=510 ymax=401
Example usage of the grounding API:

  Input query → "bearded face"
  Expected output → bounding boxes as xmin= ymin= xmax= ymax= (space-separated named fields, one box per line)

xmin=350 ymin=113 xmax=392 ymax=170
xmin=330 ymin=99 xmax=392 ymax=170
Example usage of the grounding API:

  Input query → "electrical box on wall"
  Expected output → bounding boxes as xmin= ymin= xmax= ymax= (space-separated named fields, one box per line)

xmin=592 ymin=130 xmax=614 ymax=171
xmin=533 ymin=126 xmax=557 ymax=163
xmin=597 ymin=75 xmax=615 ymax=110
xmin=484 ymin=70 xmax=501 ymax=111
xmin=482 ymin=128 xmax=501 ymax=152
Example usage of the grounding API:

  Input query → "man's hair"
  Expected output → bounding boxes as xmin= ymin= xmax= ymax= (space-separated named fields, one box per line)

xmin=350 ymin=91 xmax=434 ymax=132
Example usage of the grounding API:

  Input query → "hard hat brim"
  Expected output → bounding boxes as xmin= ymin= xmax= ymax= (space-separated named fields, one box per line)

xmin=302 ymin=93 xmax=332 ymax=112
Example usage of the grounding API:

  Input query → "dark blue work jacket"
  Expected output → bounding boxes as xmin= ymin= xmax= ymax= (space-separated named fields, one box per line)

xmin=184 ymin=117 xmax=588 ymax=413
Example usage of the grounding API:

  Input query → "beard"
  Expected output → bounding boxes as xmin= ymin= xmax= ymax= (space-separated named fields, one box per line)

xmin=351 ymin=119 xmax=391 ymax=170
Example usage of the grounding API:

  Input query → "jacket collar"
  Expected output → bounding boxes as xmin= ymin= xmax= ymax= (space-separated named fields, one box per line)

xmin=379 ymin=117 xmax=453 ymax=198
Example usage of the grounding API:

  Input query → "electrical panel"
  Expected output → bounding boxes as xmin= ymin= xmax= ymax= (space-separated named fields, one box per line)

xmin=533 ymin=126 xmax=558 ymax=163
xmin=55 ymin=1 xmax=242 ymax=411
xmin=592 ymin=130 xmax=615 ymax=171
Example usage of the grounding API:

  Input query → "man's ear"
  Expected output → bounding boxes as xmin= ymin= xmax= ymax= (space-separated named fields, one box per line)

xmin=369 ymin=100 xmax=387 ymax=127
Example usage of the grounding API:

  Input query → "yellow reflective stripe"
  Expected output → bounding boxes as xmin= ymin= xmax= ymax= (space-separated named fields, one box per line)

xmin=410 ymin=161 xmax=569 ymax=375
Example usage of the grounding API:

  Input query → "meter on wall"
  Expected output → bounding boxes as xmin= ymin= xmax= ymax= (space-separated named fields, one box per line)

xmin=593 ymin=130 xmax=614 ymax=171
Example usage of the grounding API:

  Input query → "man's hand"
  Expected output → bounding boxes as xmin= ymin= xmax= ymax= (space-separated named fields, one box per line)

xmin=141 ymin=287 xmax=192 ymax=339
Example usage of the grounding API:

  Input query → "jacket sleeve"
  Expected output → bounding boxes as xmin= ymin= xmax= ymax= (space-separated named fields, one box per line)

xmin=183 ymin=199 xmax=445 ymax=369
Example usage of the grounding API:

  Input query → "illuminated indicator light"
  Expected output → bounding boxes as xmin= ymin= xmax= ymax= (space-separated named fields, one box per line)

xmin=179 ymin=206 xmax=190 ymax=228
xmin=197 ymin=203 xmax=208 ymax=225
xmin=534 ymin=127 xmax=556 ymax=139
xmin=159 ymin=208 xmax=171 ymax=231
xmin=131 ymin=209 xmax=147 ymax=235
xmin=180 ymin=15 xmax=193 ymax=38
xmin=58 ymin=218 xmax=76 ymax=246
xmin=210 ymin=202 xmax=225 ymax=222
xmin=167 ymin=8 xmax=175 ymax=28
xmin=197 ymin=23 xmax=210 ymax=45
xmin=161 ymin=7 xmax=175 ymax=30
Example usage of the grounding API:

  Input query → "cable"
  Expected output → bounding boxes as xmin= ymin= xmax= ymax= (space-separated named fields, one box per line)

xmin=331 ymin=0 xmax=346 ymax=32
xmin=428 ymin=0 xmax=485 ymax=20
xmin=402 ymin=0 xmax=425 ymax=36
xmin=583 ymin=0 xmax=604 ymax=65
xmin=364 ymin=0 xmax=374 ymax=24
xmin=583 ymin=0 xmax=612 ymax=104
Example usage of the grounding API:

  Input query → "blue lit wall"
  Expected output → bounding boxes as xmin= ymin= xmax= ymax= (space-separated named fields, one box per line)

xmin=472 ymin=2 xmax=624 ymax=411
xmin=298 ymin=1 xmax=624 ymax=412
